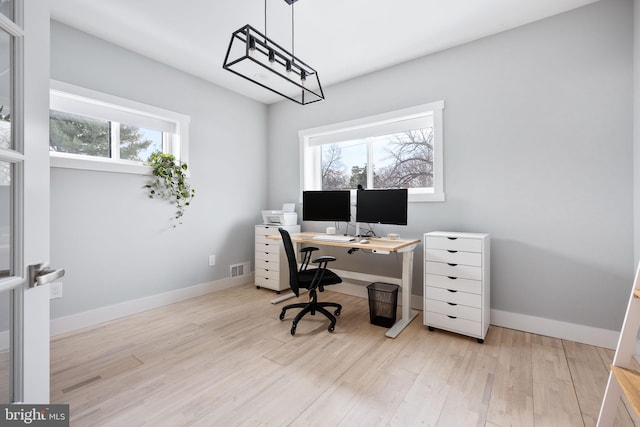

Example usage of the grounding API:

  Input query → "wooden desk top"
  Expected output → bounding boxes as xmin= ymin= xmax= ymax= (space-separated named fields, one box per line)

xmin=270 ymin=231 xmax=420 ymax=252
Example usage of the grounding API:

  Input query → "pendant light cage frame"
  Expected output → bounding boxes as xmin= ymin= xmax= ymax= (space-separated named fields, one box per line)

xmin=222 ymin=1 xmax=324 ymax=105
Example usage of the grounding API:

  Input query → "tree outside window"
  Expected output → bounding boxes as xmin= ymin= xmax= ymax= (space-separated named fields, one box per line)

xmin=49 ymin=110 xmax=110 ymax=157
xmin=321 ymin=127 xmax=434 ymax=191
xmin=302 ymin=100 xmax=445 ymax=202
xmin=49 ymin=110 xmax=162 ymax=161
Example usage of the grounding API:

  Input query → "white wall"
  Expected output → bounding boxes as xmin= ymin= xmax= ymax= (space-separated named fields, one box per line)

xmin=267 ymin=0 xmax=634 ymax=331
xmin=49 ymin=21 xmax=267 ymax=318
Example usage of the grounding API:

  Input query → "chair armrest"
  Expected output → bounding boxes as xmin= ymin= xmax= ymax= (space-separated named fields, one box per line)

xmin=299 ymin=247 xmax=320 ymax=271
xmin=313 ymin=255 xmax=337 ymax=264
xmin=310 ymin=255 xmax=338 ymax=292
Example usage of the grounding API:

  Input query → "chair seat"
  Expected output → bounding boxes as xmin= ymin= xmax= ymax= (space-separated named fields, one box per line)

xmin=297 ymin=268 xmax=342 ymax=289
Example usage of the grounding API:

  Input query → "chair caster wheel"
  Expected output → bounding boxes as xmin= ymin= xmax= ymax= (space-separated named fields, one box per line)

xmin=290 ymin=326 xmax=296 ymax=336
xmin=328 ymin=325 xmax=335 ymax=332
xmin=334 ymin=309 xmax=341 ymax=316
xmin=279 ymin=311 xmax=286 ymax=321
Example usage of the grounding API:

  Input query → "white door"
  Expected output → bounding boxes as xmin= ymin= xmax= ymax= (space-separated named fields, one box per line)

xmin=0 ymin=1 xmax=52 ymax=404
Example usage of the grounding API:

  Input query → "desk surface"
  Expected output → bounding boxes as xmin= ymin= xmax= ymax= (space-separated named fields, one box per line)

xmin=285 ymin=232 xmax=420 ymax=252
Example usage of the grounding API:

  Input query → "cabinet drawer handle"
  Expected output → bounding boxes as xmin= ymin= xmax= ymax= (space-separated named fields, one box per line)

xmin=447 ymin=289 xmax=457 ymax=293
xmin=447 ymin=237 xmax=458 ymax=240
xmin=447 ymin=263 xmax=458 ymax=267
xmin=447 ymin=315 xmax=457 ymax=319
xmin=447 ymin=250 xmax=458 ymax=253
xmin=447 ymin=276 xmax=457 ymax=280
xmin=447 ymin=302 xmax=457 ymax=306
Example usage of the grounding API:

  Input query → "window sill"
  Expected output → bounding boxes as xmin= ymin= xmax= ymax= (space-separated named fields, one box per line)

xmin=345 ymin=189 xmax=445 ymax=203
xmin=50 ymin=154 xmax=151 ymax=175
xmin=410 ymin=192 xmax=446 ymax=202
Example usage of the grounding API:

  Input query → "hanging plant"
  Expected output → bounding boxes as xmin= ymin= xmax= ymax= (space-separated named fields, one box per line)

xmin=145 ymin=151 xmax=195 ymax=226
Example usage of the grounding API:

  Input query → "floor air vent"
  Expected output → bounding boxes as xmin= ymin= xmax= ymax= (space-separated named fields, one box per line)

xmin=230 ymin=262 xmax=250 ymax=278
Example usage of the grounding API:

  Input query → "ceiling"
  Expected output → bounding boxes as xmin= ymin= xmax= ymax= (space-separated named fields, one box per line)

xmin=49 ymin=0 xmax=599 ymax=105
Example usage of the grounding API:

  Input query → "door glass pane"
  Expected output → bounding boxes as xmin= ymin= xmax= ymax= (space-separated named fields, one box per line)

xmin=0 ymin=160 xmax=9 ymax=278
xmin=0 ymin=161 xmax=10 ymax=404
xmin=49 ymin=110 xmax=110 ymax=157
xmin=0 ymin=29 xmax=12 ymax=150
xmin=120 ymin=125 xmax=162 ymax=162
xmin=0 ymin=0 xmax=13 ymax=22
xmin=0 ymin=289 xmax=8 ymax=403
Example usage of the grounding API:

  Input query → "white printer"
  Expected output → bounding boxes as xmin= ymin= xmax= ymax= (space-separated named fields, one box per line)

xmin=261 ymin=203 xmax=297 ymax=225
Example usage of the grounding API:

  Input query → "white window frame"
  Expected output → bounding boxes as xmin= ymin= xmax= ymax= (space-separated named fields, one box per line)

xmin=49 ymin=80 xmax=190 ymax=175
xmin=299 ymin=100 xmax=445 ymax=202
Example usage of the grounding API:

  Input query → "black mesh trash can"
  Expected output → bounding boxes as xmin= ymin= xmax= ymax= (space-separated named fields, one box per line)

xmin=366 ymin=282 xmax=399 ymax=328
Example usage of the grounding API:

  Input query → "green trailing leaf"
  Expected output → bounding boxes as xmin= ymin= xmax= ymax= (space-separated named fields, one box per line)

xmin=145 ymin=151 xmax=195 ymax=226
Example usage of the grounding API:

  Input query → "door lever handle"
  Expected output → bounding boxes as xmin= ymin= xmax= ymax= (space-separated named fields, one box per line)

xmin=28 ymin=262 xmax=65 ymax=288
xmin=36 ymin=268 xmax=65 ymax=286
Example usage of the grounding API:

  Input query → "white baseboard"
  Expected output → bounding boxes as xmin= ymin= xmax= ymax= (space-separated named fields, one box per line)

xmin=490 ymin=309 xmax=619 ymax=349
xmin=331 ymin=281 xmax=423 ymax=310
xmin=333 ymin=283 xmax=620 ymax=349
xmin=48 ymin=275 xmax=621 ymax=351
xmin=331 ymin=281 xmax=368 ymax=299
xmin=50 ymin=274 xmax=254 ymax=337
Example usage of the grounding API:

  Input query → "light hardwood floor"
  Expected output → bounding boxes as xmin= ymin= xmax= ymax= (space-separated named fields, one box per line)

xmin=51 ymin=284 xmax=637 ymax=426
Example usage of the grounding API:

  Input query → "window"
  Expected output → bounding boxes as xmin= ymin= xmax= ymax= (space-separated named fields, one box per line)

xmin=49 ymin=80 xmax=190 ymax=174
xmin=300 ymin=101 xmax=445 ymax=202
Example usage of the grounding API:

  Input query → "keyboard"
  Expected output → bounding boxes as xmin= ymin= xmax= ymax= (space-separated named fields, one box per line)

xmin=311 ymin=235 xmax=356 ymax=243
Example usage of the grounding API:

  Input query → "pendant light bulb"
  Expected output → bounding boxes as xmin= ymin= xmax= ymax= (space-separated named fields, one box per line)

xmin=249 ymin=36 xmax=256 ymax=57
xmin=300 ymin=69 xmax=307 ymax=86
xmin=268 ymin=49 xmax=275 ymax=67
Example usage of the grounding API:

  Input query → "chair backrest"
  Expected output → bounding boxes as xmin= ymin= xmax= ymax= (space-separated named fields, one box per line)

xmin=278 ymin=228 xmax=301 ymax=297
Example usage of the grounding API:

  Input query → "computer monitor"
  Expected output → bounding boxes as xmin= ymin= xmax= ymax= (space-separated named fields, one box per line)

xmin=356 ymin=189 xmax=408 ymax=225
xmin=302 ymin=191 xmax=351 ymax=222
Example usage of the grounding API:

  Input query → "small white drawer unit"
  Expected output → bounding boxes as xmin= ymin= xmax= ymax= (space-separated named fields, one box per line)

xmin=423 ymin=231 xmax=490 ymax=343
xmin=255 ymin=224 xmax=300 ymax=293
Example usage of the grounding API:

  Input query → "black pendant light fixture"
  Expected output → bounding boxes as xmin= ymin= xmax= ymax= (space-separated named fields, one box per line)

xmin=223 ymin=0 xmax=324 ymax=105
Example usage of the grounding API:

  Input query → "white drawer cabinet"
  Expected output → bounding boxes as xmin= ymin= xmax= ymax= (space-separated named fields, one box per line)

xmin=255 ymin=224 xmax=300 ymax=292
xmin=423 ymin=231 xmax=490 ymax=343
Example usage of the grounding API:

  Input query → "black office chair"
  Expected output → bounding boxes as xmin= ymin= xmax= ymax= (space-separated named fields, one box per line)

xmin=278 ymin=228 xmax=343 ymax=335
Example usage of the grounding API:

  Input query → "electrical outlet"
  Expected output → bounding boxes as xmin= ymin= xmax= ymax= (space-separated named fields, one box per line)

xmin=50 ymin=282 xmax=63 ymax=299
xmin=208 ymin=255 xmax=216 ymax=267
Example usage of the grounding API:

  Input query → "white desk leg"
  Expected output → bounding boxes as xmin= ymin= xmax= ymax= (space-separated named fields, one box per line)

xmin=270 ymin=289 xmax=306 ymax=304
xmin=386 ymin=246 xmax=419 ymax=338
xmin=270 ymin=292 xmax=295 ymax=304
